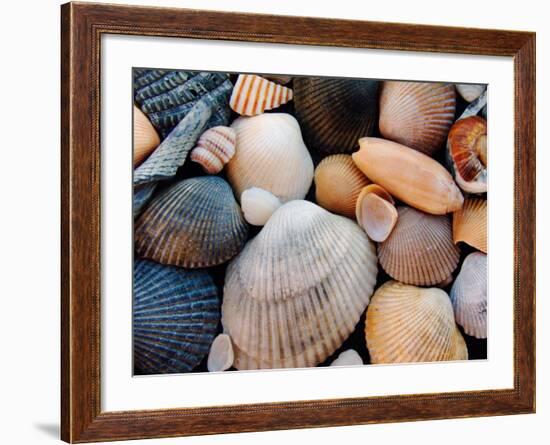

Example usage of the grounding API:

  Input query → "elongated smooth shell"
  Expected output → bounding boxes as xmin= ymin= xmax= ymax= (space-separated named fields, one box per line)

xmin=450 ymin=252 xmax=487 ymax=339
xmin=222 ymin=200 xmax=378 ymax=369
xmin=378 ymin=206 xmax=460 ymax=286
xmin=133 ymin=259 xmax=220 ymax=374
xmin=241 ymin=187 xmax=282 ymax=226
xmin=365 ymin=281 xmax=468 ymax=364
xmin=314 ymin=154 xmax=370 ymax=218
xmin=456 ymin=84 xmax=486 ymax=102
xmin=330 ymin=349 xmax=363 ymax=367
xmin=135 ymin=176 xmax=249 ymax=268
xmin=134 ymin=106 xmax=160 ymax=167
xmin=353 ymin=137 xmax=464 ymax=215
xmin=207 ymin=334 xmax=234 ymax=372
xmin=355 ymin=187 xmax=398 ymax=242
xmin=379 ymin=81 xmax=456 ymax=156
xmin=190 ymin=126 xmax=236 ymax=174
xmin=227 ymin=113 xmax=314 ymax=202
xmin=293 ymin=77 xmax=379 ymax=155
xmin=447 ymin=116 xmax=487 ymax=194
xmin=230 ymin=74 xmax=293 ymax=116
xmin=453 ymin=197 xmax=487 ymax=253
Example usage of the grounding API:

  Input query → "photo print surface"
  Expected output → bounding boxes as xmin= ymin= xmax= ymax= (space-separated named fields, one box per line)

xmin=132 ymin=70 xmax=488 ymax=375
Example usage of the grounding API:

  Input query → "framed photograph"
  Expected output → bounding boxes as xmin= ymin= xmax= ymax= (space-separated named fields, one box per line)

xmin=61 ymin=2 xmax=535 ymax=442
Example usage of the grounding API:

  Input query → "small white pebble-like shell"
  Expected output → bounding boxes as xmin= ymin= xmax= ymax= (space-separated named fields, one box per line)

xmin=207 ymin=334 xmax=234 ymax=372
xmin=190 ymin=126 xmax=236 ymax=174
xmin=456 ymin=84 xmax=486 ymax=102
xmin=241 ymin=187 xmax=282 ymax=226
xmin=330 ymin=349 xmax=363 ymax=367
xmin=230 ymin=74 xmax=293 ymax=116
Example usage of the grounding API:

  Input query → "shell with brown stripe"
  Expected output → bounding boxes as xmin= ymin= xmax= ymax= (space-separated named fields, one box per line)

xmin=230 ymin=74 xmax=293 ymax=116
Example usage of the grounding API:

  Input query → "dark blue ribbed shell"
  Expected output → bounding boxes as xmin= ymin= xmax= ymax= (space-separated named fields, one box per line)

xmin=133 ymin=259 xmax=220 ymax=375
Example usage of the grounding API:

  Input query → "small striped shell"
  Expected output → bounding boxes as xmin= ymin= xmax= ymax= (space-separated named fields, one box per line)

xmin=379 ymin=81 xmax=456 ymax=156
xmin=365 ymin=281 xmax=468 ymax=364
xmin=450 ymin=252 xmax=487 ymax=339
xmin=230 ymin=74 xmax=293 ymax=116
xmin=378 ymin=206 xmax=461 ymax=286
xmin=133 ymin=259 xmax=220 ymax=374
xmin=134 ymin=176 xmax=249 ymax=268
xmin=355 ymin=184 xmax=397 ymax=242
xmin=456 ymin=84 xmax=486 ymax=102
xmin=222 ymin=200 xmax=378 ymax=370
xmin=453 ymin=197 xmax=487 ymax=253
xmin=241 ymin=187 xmax=282 ymax=226
xmin=293 ymin=77 xmax=379 ymax=155
xmin=133 ymin=106 xmax=160 ymax=167
xmin=190 ymin=126 xmax=236 ymax=174
xmin=447 ymin=116 xmax=487 ymax=194
xmin=314 ymin=154 xmax=370 ymax=218
xmin=227 ymin=113 xmax=314 ymax=202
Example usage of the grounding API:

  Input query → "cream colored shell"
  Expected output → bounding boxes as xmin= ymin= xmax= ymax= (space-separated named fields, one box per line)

xmin=355 ymin=184 xmax=397 ymax=242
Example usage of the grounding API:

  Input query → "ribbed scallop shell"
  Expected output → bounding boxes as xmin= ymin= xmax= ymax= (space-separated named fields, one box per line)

xmin=222 ymin=200 xmax=378 ymax=369
xmin=190 ymin=126 xmax=236 ymax=174
xmin=241 ymin=187 xmax=282 ymax=226
xmin=133 ymin=259 xmax=220 ymax=374
xmin=456 ymin=84 xmax=486 ymax=102
xmin=355 ymin=184 xmax=397 ymax=242
xmin=379 ymin=81 xmax=456 ymax=156
xmin=134 ymin=106 xmax=160 ymax=167
xmin=447 ymin=116 xmax=487 ymax=194
xmin=378 ymin=206 xmax=461 ymax=286
xmin=314 ymin=154 xmax=370 ymax=218
xmin=450 ymin=252 xmax=487 ymax=339
xmin=135 ymin=176 xmax=249 ymax=268
xmin=230 ymin=74 xmax=293 ymax=116
xmin=453 ymin=197 xmax=487 ymax=253
xmin=227 ymin=113 xmax=314 ymax=202
xmin=293 ymin=77 xmax=379 ymax=155
xmin=365 ymin=281 xmax=468 ymax=364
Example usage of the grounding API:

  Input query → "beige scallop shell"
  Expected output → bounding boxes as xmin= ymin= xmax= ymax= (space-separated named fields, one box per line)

xmin=378 ymin=206 xmax=461 ymax=286
xmin=190 ymin=126 xmax=236 ymax=174
xmin=227 ymin=113 xmax=314 ymax=202
xmin=456 ymin=84 xmax=486 ymax=102
xmin=450 ymin=252 xmax=487 ymax=339
xmin=133 ymin=105 xmax=160 ymax=167
xmin=230 ymin=74 xmax=293 ymax=116
xmin=355 ymin=184 xmax=397 ymax=242
xmin=453 ymin=197 xmax=487 ymax=253
xmin=222 ymin=200 xmax=378 ymax=370
xmin=379 ymin=81 xmax=456 ymax=156
xmin=314 ymin=154 xmax=370 ymax=218
xmin=365 ymin=281 xmax=468 ymax=364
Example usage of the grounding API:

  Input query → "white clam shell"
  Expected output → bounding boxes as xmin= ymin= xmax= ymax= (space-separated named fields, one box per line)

xmin=227 ymin=113 xmax=314 ymax=202
xmin=222 ymin=200 xmax=378 ymax=370
xmin=330 ymin=349 xmax=363 ymax=367
xmin=207 ymin=334 xmax=235 ymax=372
xmin=450 ymin=252 xmax=487 ymax=339
xmin=241 ymin=187 xmax=282 ymax=226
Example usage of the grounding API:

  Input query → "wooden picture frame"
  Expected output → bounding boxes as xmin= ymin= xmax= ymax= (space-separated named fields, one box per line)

xmin=61 ymin=2 xmax=536 ymax=442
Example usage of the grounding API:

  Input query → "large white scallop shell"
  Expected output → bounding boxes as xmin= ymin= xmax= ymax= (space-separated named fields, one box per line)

xmin=365 ymin=281 xmax=468 ymax=364
xmin=222 ymin=200 xmax=378 ymax=370
xmin=227 ymin=113 xmax=314 ymax=202
xmin=230 ymin=74 xmax=293 ymax=116
xmin=450 ymin=252 xmax=487 ymax=339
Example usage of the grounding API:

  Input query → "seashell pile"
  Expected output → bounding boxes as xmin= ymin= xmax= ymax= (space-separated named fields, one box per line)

xmin=133 ymin=69 xmax=488 ymax=374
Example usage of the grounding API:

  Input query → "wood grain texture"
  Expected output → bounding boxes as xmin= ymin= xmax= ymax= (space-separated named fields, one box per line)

xmin=60 ymin=2 xmax=536 ymax=443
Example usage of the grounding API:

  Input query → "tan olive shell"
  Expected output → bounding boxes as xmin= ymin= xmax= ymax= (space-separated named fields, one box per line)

xmin=314 ymin=154 xmax=370 ymax=218
xmin=378 ymin=206 xmax=461 ymax=286
xmin=365 ymin=281 xmax=468 ymax=364
xmin=453 ymin=197 xmax=487 ymax=253
xmin=133 ymin=105 xmax=160 ymax=167
xmin=379 ymin=81 xmax=456 ymax=156
xmin=353 ymin=137 xmax=464 ymax=215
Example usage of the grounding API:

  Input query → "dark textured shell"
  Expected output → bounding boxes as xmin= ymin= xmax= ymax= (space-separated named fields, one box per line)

xmin=133 ymin=259 xmax=220 ymax=375
xmin=135 ymin=176 xmax=249 ymax=268
xmin=134 ymin=70 xmax=232 ymax=138
xmin=293 ymin=77 xmax=379 ymax=155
